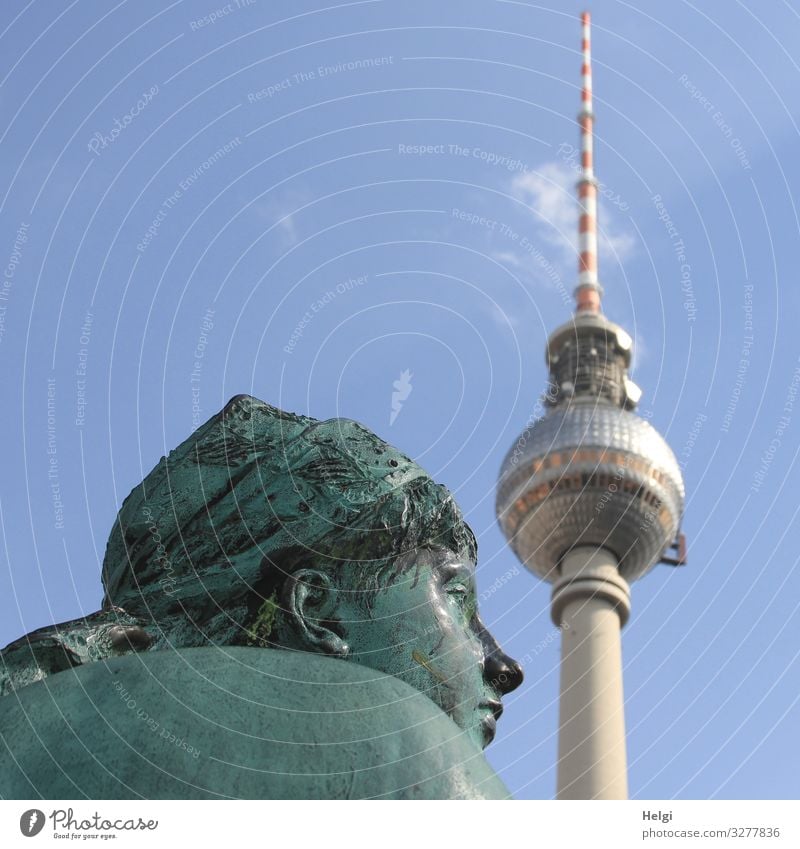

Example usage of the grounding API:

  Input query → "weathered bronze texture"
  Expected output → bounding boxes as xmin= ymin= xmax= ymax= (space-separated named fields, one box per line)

xmin=1 ymin=396 xmax=521 ymax=799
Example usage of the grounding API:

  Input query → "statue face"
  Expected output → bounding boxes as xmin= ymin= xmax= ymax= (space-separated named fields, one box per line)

xmin=338 ymin=548 xmax=523 ymax=749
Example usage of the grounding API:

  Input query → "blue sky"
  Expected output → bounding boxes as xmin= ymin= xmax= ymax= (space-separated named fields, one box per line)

xmin=1 ymin=0 xmax=799 ymax=800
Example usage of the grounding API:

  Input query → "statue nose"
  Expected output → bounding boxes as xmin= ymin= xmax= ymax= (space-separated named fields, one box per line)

xmin=484 ymin=650 xmax=524 ymax=695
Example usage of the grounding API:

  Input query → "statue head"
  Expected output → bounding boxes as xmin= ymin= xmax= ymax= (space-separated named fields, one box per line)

xmin=103 ymin=395 xmax=522 ymax=749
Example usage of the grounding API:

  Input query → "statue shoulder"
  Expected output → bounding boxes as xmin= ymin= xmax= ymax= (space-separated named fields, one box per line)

xmin=0 ymin=609 xmax=154 ymax=697
xmin=0 ymin=647 xmax=510 ymax=800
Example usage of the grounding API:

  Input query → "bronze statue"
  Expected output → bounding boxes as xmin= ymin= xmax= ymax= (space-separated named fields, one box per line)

xmin=0 ymin=396 xmax=522 ymax=798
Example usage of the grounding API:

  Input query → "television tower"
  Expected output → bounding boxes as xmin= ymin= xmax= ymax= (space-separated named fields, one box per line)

xmin=496 ymin=11 xmax=686 ymax=800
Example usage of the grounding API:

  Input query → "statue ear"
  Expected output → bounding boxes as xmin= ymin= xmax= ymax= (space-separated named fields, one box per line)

xmin=283 ymin=569 xmax=349 ymax=658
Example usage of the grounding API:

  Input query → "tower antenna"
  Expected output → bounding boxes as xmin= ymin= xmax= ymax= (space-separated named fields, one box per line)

xmin=576 ymin=10 xmax=602 ymax=314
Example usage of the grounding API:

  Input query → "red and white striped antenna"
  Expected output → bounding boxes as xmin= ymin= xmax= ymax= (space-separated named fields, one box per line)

xmin=575 ymin=10 xmax=603 ymax=314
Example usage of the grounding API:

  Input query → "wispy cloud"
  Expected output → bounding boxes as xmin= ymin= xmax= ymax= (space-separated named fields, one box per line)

xmin=254 ymin=189 xmax=310 ymax=247
xmin=630 ymin=327 xmax=649 ymax=371
xmin=485 ymin=300 xmax=523 ymax=330
xmin=492 ymin=250 xmax=524 ymax=270
xmin=506 ymin=160 xmax=635 ymax=270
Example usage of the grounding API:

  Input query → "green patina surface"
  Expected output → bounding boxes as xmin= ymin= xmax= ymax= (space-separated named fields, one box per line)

xmin=0 ymin=648 xmax=510 ymax=799
xmin=246 ymin=591 xmax=279 ymax=647
xmin=0 ymin=395 xmax=522 ymax=799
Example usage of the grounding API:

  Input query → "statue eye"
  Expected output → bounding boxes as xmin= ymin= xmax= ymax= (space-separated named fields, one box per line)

xmin=446 ymin=583 xmax=469 ymax=603
xmin=446 ymin=583 xmax=478 ymax=622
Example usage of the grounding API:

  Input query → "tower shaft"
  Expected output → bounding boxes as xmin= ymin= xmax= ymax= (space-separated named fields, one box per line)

xmin=553 ymin=546 xmax=630 ymax=799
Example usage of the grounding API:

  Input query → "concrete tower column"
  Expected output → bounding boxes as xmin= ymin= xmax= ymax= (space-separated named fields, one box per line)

xmin=551 ymin=546 xmax=631 ymax=800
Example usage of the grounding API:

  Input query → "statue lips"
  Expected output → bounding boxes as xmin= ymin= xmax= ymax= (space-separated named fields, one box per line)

xmin=479 ymin=699 xmax=504 ymax=745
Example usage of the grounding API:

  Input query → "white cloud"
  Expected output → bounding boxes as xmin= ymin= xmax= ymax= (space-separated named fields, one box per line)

xmin=491 ymin=250 xmax=524 ymax=270
xmin=254 ymin=189 xmax=311 ymax=247
xmin=509 ymin=161 xmax=635 ymax=270
xmin=486 ymin=301 xmax=523 ymax=330
xmin=630 ymin=329 xmax=649 ymax=371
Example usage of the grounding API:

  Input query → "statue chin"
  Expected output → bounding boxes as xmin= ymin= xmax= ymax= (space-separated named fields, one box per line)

xmin=0 ymin=647 xmax=510 ymax=800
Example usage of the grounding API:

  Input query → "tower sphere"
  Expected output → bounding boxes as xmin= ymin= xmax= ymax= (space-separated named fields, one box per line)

xmin=496 ymin=397 xmax=684 ymax=584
